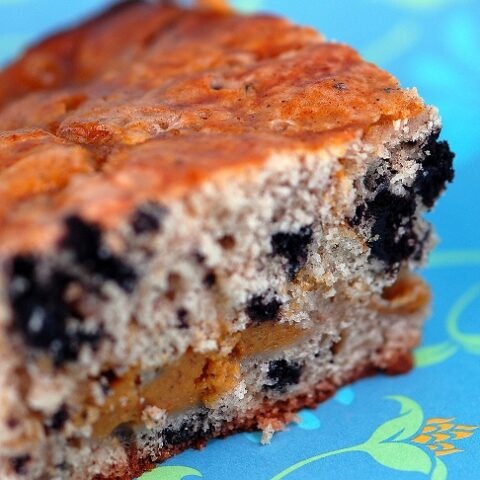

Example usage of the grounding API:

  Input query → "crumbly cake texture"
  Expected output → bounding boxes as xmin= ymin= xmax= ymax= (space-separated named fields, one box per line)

xmin=0 ymin=2 xmax=454 ymax=479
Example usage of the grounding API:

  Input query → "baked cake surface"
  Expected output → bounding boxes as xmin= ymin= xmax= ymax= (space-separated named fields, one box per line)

xmin=0 ymin=2 xmax=454 ymax=479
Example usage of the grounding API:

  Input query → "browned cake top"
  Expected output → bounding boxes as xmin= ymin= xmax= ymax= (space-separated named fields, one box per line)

xmin=0 ymin=1 xmax=424 ymax=253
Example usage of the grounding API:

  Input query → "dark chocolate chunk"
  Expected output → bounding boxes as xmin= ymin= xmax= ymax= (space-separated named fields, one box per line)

xmin=102 ymin=369 xmax=118 ymax=383
xmin=271 ymin=226 xmax=313 ymax=278
xmin=8 ymin=255 xmax=103 ymax=366
xmin=246 ymin=294 xmax=282 ymax=323
xmin=263 ymin=359 xmax=303 ymax=392
xmin=176 ymin=308 xmax=189 ymax=329
xmin=9 ymin=257 xmax=72 ymax=353
xmin=112 ymin=423 xmax=136 ymax=449
xmin=203 ymin=270 xmax=217 ymax=288
xmin=46 ymin=328 xmax=101 ymax=367
xmin=10 ymin=455 xmax=30 ymax=475
xmin=162 ymin=423 xmax=196 ymax=447
xmin=49 ymin=405 xmax=69 ymax=431
xmin=349 ymin=131 xmax=454 ymax=269
xmin=363 ymin=169 xmax=390 ymax=192
xmin=193 ymin=251 xmax=206 ymax=264
xmin=162 ymin=412 xmax=212 ymax=447
xmin=349 ymin=204 xmax=364 ymax=227
xmin=100 ymin=369 xmax=118 ymax=395
xmin=352 ymin=185 xmax=419 ymax=269
xmin=62 ymin=215 xmax=137 ymax=292
xmin=365 ymin=188 xmax=417 ymax=266
xmin=130 ymin=202 xmax=167 ymax=234
xmin=62 ymin=216 xmax=102 ymax=265
xmin=414 ymin=133 xmax=455 ymax=208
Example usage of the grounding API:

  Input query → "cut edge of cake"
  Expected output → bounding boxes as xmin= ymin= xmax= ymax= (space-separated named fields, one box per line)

xmin=0 ymin=3 xmax=454 ymax=479
xmin=0 ymin=105 xmax=453 ymax=480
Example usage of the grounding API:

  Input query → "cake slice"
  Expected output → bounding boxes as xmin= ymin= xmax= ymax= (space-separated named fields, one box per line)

xmin=0 ymin=2 xmax=454 ymax=479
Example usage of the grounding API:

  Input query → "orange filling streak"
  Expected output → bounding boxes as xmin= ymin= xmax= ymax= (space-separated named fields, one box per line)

xmin=92 ymin=321 xmax=307 ymax=437
xmin=90 ymin=274 xmax=429 ymax=438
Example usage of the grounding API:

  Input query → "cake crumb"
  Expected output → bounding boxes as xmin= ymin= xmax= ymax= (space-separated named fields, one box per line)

xmin=258 ymin=417 xmax=287 ymax=444
xmin=141 ymin=406 xmax=167 ymax=430
xmin=261 ymin=424 xmax=275 ymax=444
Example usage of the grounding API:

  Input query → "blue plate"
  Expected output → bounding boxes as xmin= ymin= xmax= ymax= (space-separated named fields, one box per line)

xmin=1 ymin=1 xmax=479 ymax=479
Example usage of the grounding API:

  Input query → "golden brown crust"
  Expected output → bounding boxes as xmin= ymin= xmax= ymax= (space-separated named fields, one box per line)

xmin=0 ymin=130 xmax=93 ymax=220
xmin=91 ymin=349 xmax=414 ymax=480
xmin=0 ymin=2 xmax=186 ymax=107
xmin=0 ymin=3 xmax=425 ymax=254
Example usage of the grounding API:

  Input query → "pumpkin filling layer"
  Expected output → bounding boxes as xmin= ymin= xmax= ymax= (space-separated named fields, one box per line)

xmin=89 ymin=273 xmax=429 ymax=438
xmin=91 ymin=321 xmax=308 ymax=437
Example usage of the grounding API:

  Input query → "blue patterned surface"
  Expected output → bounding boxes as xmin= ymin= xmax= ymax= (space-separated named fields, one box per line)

xmin=1 ymin=1 xmax=479 ymax=479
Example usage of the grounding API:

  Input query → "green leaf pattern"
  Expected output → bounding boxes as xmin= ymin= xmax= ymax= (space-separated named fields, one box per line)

xmin=414 ymin=342 xmax=458 ymax=367
xmin=431 ymin=458 xmax=448 ymax=480
xmin=140 ymin=396 xmax=476 ymax=480
xmin=138 ymin=466 xmax=203 ymax=480
xmin=415 ymin=282 xmax=480 ymax=368
xmin=367 ymin=396 xmax=423 ymax=443
xmin=270 ymin=395 xmax=476 ymax=480
xmin=358 ymin=396 xmax=432 ymax=475
xmin=361 ymin=442 xmax=432 ymax=474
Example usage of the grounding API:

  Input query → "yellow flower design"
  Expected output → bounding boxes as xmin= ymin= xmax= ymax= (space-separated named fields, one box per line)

xmin=415 ymin=283 xmax=480 ymax=367
xmin=271 ymin=397 xmax=478 ymax=480
xmin=412 ymin=418 xmax=478 ymax=457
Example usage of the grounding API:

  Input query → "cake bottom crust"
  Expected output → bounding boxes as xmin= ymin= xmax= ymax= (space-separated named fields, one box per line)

xmin=93 ymin=349 xmax=414 ymax=480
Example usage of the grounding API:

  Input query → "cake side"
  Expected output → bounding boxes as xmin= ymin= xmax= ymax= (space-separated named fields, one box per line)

xmin=96 ymin=348 xmax=420 ymax=480
xmin=0 ymin=3 xmax=454 ymax=480
xmin=0 ymin=113 xmax=452 ymax=479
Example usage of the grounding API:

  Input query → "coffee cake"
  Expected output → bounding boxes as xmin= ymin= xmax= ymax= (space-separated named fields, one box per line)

xmin=0 ymin=1 xmax=454 ymax=479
